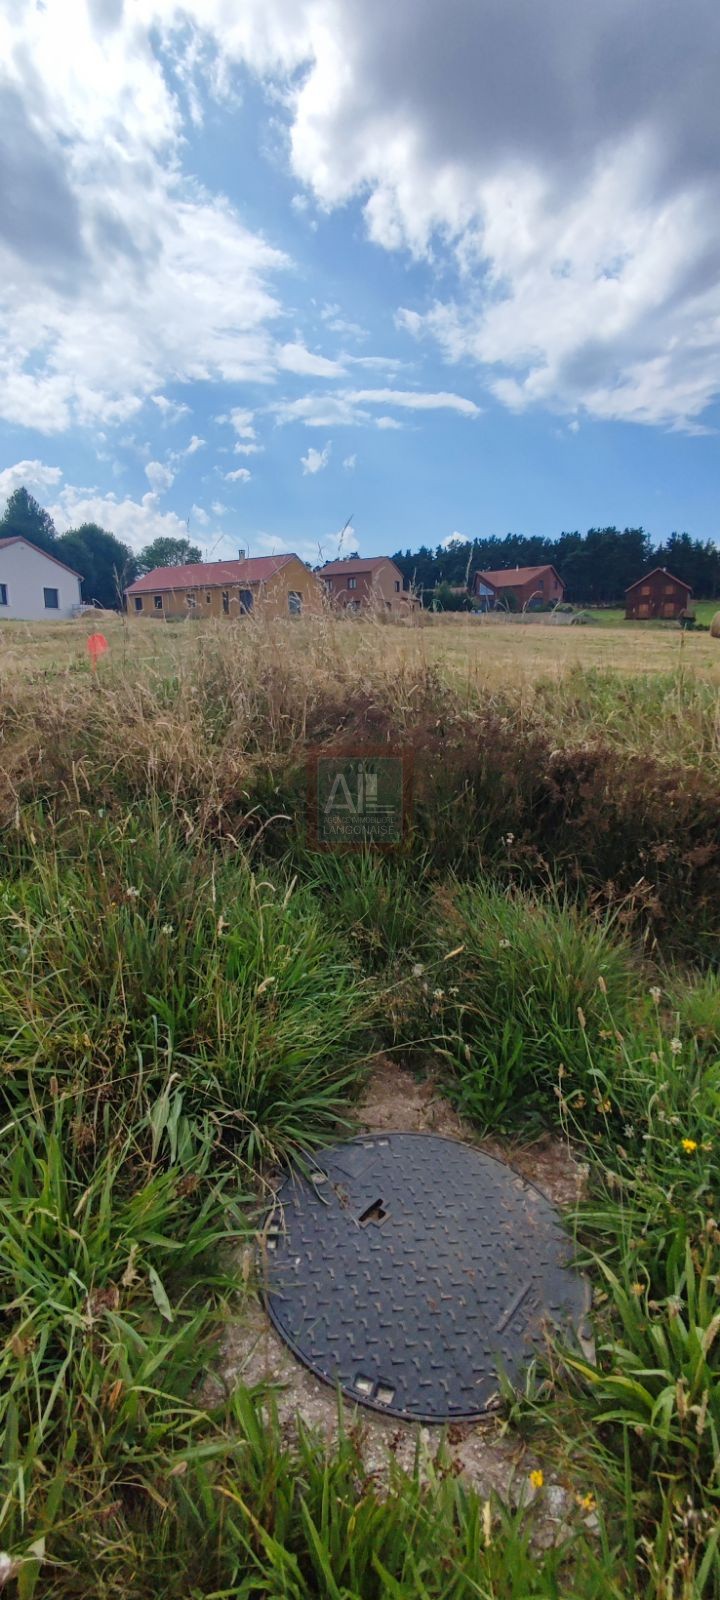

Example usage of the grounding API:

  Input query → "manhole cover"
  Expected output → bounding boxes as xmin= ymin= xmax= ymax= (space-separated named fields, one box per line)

xmin=263 ymin=1133 xmax=589 ymax=1422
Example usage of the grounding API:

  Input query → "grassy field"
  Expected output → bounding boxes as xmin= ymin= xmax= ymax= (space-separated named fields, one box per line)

xmin=2 ymin=606 xmax=720 ymax=688
xmin=1 ymin=616 xmax=719 ymax=1597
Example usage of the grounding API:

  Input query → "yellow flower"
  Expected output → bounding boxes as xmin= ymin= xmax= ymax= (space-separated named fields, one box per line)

xmin=577 ymin=1493 xmax=596 ymax=1513
xmin=630 ymin=1282 xmax=644 ymax=1296
xmin=681 ymin=1138 xmax=698 ymax=1153
xmin=529 ymin=1469 xmax=544 ymax=1489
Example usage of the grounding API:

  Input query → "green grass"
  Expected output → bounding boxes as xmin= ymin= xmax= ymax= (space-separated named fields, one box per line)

xmin=1 ymin=631 xmax=719 ymax=1597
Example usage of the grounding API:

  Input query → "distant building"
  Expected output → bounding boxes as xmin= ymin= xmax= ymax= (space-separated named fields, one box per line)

xmin=625 ymin=567 xmax=693 ymax=620
xmin=471 ymin=564 xmax=565 ymax=611
xmin=0 ymin=536 xmax=82 ymax=621
xmin=125 ymin=553 xmax=323 ymax=619
xmin=320 ymin=556 xmax=412 ymax=613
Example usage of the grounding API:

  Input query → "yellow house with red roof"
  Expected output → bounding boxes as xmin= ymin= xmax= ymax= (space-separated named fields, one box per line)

xmin=125 ymin=553 xmax=323 ymax=619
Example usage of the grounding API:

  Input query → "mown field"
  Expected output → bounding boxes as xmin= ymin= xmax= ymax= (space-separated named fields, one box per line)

xmin=1 ymin=614 xmax=719 ymax=1598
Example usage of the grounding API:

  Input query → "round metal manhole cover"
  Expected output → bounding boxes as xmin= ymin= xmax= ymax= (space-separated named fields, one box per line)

xmin=263 ymin=1133 xmax=589 ymax=1422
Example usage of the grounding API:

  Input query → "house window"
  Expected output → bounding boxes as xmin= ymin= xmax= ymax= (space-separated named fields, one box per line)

xmin=186 ymin=592 xmax=196 ymax=609
xmin=239 ymin=589 xmax=253 ymax=613
xmin=665 ymin=585 xmax=675 ymax=595
xmin=0 ymin=584 xmax=8 ymax=606
xmin=43 ymin=587 xmax=59 ymax=609
xmin=222 ymin=590 xmax=229 ymax=614
xmin=394 ymin=580 xmax=400 ymax=592
xmin=348 ymin=576 xmax=357 ymax=590
xmin=154 ymin=594 xmax=163 ymax=610
xmin=641 ymin=585 xmax=651 ymax=596
xmin=206 ymin=592 xmax=212 ymax=604
xmin=134 ymin=596 xmax=143 ymax=612
xmin=288 ymin=590 xmax=302 ymax=615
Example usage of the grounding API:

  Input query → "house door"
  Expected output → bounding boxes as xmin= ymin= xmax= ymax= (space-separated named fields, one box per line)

xmin=239 ymin=589 xmax=253 ymax=614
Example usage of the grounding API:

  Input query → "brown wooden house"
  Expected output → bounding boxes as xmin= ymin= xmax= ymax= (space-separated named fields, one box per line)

xmin=625 ymin=567 xmax=692 ymax=621
xmin=320 ymin=556 xmax=412 ymax=613
xmin=472 ymin=564 xmax=565 ymax=610
xmin=125 ymin=553 xmax=323 ymax=620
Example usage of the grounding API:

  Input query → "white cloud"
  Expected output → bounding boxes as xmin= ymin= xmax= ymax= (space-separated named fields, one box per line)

xmin=442 ymin=532 xmax=467 ymax=548
xmin=350 ymin=388 xmax=480 ymax=416
xmin=151 ymin=395 xmax=191 ymax=423
xmin=191 ymin=0 xmax=720 ymax=430
xmin=568 ymin=420 xmax=580 ymax=434
xmin=0 ymin=5 xmax=288 ymax=435
xmin=278 ymin=342 xmax=344 ymax=378
xmin=191 ymin=504 xmax=209 ymax=525
xmin=375 ymin=416 xmax=403 ymax=430
xmin=145 ymin=460 xmax=175 ymax=494
xmin=273 ymin=387 xmax=479 ymax=427
xmin=225 ymin=408 xmax=257 ymax=439
xmin=343 ymin=453 xmax=357 ymax=470
xmin=181 ymin=434 xmax=205 ymax=456
xmin=321 ymin=303 xmax=367 ymax=340
xmin=219 ymin=408 xmax=264 ymax=454
xmin=6 ymin=0 xmax=718 ymax=438
xmin=0 ymin=460 xmax=63 ymax=504
xmin=301 ymin=441 xmax=332 ymax=474
xmin=48 ymin=485 xmax=194 ymax=552
xmin=211 ymin=501 xmax=227 ymax=515
xmin=224 ymin=467 xmax=252 ymax=483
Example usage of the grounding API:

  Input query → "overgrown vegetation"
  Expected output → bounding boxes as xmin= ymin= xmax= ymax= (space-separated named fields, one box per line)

xmin=0 ymin=618 xmax=718 ymax=1596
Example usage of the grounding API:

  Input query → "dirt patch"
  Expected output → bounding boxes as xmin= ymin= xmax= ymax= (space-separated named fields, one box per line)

xmin=213 ymin=1058 xmax=591 ymax=1533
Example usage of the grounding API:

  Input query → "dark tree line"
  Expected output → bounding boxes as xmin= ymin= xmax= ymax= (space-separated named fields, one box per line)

xmin=0 ymin=488 xmax=201 ymax=609
xmin=391 ymin=528 xmax=720 ymax=604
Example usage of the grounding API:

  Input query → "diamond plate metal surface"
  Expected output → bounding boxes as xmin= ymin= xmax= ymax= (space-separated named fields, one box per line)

xmin=263 ymin=1133 xmax=589 ymax=1423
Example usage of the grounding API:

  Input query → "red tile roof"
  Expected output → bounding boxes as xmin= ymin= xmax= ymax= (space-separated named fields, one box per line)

xmin=0 ymin=535 xmax=82 ymax=577
xmin=476 ymin=564 xmax=563 ymax=588
xmin=126 ymin=554 xmax=296 ymax=594
xmin=320 ymin=556 xmax=402 ymax=576
xmin=625 ymin=567 xmax=692 ymax=593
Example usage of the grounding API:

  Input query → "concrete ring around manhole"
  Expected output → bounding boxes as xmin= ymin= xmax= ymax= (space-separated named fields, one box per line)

xmin=261 ymin=1132 xmax=591 ymax=1424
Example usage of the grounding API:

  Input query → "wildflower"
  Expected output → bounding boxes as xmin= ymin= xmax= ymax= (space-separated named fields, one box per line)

xmin=161 ymin=922 xmax=174 ymax=936
xmin=499 ymin=938 xmax=511 ymax=949
xmin=596 ymin=1097 xmax=611 ymax=1114
xmin=125 ymin=885 xmax=140 ymax=899
xmin=577 ymin=1493 xmax=596 ymax=1514
xmin=529 ymin=1469 xmax=544 ymax=1489
xmin=432 ymin=988 xmax=445 ymax=1001
xmin=412 ymin=963 xmax=424 ymax=977
xmin=670 ymin=1038 xmax=682 ymax=1055
xmin=449 ymin=986 xmax=459 ymax=996
xmin=216 ymin=915 xmax=227 ymax=935
xmin=681 ymin=1138 xmax=698 ymax=1153
xmin=650 ymin=986 xmax=661 ymax=1003
xmin=630 ymin=1282 xmax=644 ymax=1296
xmin=505 ymin=832 xmax=515 ymax=845
xmin=624 ymin=1125 xmax=635 ymax=1138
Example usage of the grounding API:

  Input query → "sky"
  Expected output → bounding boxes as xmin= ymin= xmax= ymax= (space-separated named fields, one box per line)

xmin=0 ymin=0 xmax=719 ymax=567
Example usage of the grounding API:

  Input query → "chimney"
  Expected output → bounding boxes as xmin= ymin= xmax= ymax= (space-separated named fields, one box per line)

xmin=238 ymin=547 xmax=245 ymax=560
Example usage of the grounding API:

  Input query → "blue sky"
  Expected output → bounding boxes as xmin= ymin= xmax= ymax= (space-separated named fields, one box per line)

xmin=1 ymin=1 xmax=719 ymax=565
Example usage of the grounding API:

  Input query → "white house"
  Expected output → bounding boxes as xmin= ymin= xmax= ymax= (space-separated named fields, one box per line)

xmin=0 ymin=537 xmax=82 ymax=621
